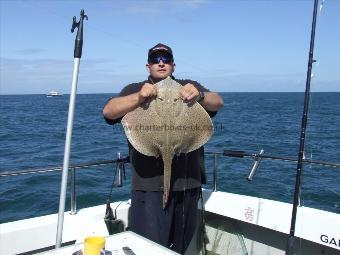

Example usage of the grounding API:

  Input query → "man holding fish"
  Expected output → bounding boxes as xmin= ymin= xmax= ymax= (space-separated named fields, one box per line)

xmin=103 ymin=43 xmax=223 ymax=254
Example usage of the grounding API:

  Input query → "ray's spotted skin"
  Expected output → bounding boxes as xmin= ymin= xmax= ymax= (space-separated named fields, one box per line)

xmin=122 ymin=77 xmax=213 ymax=208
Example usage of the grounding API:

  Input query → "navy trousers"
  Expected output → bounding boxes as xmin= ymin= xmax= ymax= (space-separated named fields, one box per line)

xmin=129 ymin=188 xmax=200 ymax=254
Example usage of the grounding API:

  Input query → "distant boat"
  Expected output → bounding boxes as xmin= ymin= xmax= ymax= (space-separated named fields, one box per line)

xmin=46 ymin=91 xmax=63 ymax=97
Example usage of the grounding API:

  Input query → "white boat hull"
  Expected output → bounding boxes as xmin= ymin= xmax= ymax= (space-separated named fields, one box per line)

xmin=1 ymin=191 xmax=339 ymax=254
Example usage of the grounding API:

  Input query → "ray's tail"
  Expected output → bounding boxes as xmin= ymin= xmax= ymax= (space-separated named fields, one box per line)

xmin=162 ymin=152 xmax=173 ymax=209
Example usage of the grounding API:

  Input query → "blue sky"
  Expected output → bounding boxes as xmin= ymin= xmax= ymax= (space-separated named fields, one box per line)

xmin=1 ymin=0 xmax=339 ymax=94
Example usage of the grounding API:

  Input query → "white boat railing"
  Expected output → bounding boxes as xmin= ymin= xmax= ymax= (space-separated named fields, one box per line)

xmin=1 ymin=150 xmax=339 ymax=217
xmin=0 ymin=157 xmax=128 ymax=215
xmin=0 ymin=152 xmax=221 ymax=216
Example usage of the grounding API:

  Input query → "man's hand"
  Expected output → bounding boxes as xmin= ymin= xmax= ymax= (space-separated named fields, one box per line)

xmin=179 ymin=83 xmax=200 ymax=103
xmin=138 ymin=83 xmax=157 ymax=105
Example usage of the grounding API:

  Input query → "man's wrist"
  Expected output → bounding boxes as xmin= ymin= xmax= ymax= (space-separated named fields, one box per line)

xmin=197 ymin=90 xmax=205 ymax=102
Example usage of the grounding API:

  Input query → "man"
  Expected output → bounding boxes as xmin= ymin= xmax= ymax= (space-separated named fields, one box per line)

xmin=103 ymin=43 xmax=223 ymax=254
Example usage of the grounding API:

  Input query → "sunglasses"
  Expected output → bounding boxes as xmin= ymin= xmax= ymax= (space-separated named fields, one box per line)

xmin=148 ymin=55 xmax=173 ymax=64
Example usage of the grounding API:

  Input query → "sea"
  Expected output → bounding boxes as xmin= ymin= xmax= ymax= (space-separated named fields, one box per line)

xmin=0 ymin=92 xmax=339 ymax=224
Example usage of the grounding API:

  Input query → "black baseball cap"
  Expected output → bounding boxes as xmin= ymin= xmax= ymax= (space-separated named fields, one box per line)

xmin=148 ymin=43 xmax=173 ymax=60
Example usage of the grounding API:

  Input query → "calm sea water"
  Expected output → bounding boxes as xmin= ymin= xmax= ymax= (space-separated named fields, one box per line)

xmin=0 ymin=93 xmax=339 ymax=223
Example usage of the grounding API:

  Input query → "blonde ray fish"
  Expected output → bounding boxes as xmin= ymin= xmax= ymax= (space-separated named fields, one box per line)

xmin=122 ymin=76 xmax=213 ymax=208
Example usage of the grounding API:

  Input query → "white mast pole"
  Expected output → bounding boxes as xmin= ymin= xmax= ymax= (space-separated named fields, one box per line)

xmin=55 ymin=10 xmax=88 ymax=249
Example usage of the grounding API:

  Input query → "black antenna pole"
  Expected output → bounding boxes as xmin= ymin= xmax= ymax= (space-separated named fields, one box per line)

xmin=286 ymin=0 xmax=319 ymax=254
xmin=71 ymin=9 xmax=88 ymax=58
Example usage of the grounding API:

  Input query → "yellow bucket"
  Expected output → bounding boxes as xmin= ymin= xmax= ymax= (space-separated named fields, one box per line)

xmin=84 ymin=236 xmax=105 ymax=255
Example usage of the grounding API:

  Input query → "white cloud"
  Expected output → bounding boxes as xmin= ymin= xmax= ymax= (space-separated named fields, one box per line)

xmin=0 ymin=57 xmax=146 ymax=94
xmin=1 ymin=57 xmax=338 ymax=94
xmin=16 ymin=49 xmax=47 ymax=55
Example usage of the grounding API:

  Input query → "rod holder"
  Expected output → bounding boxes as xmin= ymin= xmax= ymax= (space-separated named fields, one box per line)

xmin=70 ymin=167 xmax=76 ymax=215
xmin=114 ymin=152 xmax=126 ymax=187
xmin=213 ymin=153 xmax=218 ymax=192
xmin=247 ymin=149 xmax=264 ymax=181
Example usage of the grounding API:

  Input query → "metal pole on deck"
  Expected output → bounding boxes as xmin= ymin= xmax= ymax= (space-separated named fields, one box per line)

xmin=56 ymin=10 xmax=88 ymax=249
xmin=286 ymin=0 xmax=318 ymax=254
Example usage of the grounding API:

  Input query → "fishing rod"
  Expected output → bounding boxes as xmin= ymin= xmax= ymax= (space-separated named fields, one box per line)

xmin=55 ymin=9 xmax=88 ymax=249
xmin=286 ymin=0 xmax=319 ymax=254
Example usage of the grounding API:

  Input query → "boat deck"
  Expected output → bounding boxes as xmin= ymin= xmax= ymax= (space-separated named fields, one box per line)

xmin=1 ymin=191 xmax=339 ymax=255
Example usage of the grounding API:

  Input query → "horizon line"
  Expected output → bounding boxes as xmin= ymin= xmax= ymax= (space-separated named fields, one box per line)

xmin=1 ymin=91 xmax=340 ymax=96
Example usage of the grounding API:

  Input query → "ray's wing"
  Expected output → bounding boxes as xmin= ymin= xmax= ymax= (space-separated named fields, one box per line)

xmin=174 ymin=103 xmax=214 ymax=154
xmin=121 ymin=102 xmax=162 ymax=157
